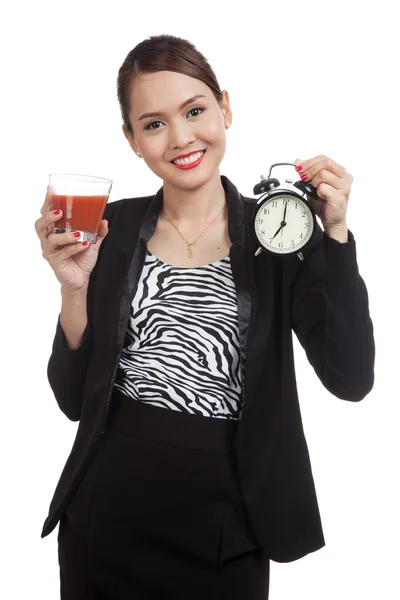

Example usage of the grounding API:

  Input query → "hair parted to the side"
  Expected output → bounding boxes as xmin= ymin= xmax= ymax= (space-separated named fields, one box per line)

xmin=117 ymin=34 xmax=224 ymax=136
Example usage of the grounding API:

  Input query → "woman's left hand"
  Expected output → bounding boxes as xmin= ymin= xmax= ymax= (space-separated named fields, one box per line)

xmin=294 ymin=155 xmax=353 ymax=236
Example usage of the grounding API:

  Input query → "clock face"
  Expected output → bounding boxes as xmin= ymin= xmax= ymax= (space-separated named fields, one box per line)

xmin=254 ymin=193 xmax=314 ymax=254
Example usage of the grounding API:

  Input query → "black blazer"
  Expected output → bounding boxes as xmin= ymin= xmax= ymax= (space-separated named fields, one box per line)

xmin=41 ymin=175 xmax=375 ymax=562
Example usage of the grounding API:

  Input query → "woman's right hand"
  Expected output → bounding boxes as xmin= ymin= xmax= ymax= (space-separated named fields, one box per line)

xmin=35 ymin=185 xmax=109 ymax=293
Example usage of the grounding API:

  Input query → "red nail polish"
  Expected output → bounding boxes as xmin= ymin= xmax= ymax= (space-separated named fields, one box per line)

xmin=300 ymin=173 xmax=308 ymax=181
xmin=54 ymin=209 xmax=61 ymax=215
xmin=82 ymin=241 xmax=89 ymax=247
xmin=73 ymin=232 xmax=81 ymax=238
xmin=295 ymin=165 xmax=302 ymax=172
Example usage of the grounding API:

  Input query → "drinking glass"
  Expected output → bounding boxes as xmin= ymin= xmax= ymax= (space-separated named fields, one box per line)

xmin=49 ymin=173 xmax=113 ymax=243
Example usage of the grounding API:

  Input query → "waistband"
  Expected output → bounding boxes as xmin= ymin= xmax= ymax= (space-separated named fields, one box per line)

xmin=106 ymin=388 xmax=239 ymax=455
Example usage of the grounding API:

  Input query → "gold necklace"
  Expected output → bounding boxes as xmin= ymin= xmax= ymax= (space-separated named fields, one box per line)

xmin=162 ymin=201 xmax=227 ymax=259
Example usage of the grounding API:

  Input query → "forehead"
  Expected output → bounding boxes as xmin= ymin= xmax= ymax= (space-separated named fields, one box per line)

xmin=130 ymin=71 xmax=214 ymax=116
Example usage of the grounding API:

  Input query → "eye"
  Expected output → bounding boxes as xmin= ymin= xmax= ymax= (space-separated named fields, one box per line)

xmin=188 ymin=106 xmax=205 ymax=118
xmin=145 ymin=120 xmax=163 ymax=131
xmin=144 ymin=107 xmax=205 ymax=131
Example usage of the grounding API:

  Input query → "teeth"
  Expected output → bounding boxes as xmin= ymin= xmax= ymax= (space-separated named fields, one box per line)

xmin=173 ymin=151 xmax=204 ymax=165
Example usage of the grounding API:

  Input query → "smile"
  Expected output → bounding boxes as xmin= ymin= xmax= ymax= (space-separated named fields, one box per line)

xmin=171 ymin=151 xmax=205 ymax=169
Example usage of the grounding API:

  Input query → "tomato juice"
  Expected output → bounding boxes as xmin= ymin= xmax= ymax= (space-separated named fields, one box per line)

xmin=51 ymin=194 xmax=108 ymax=233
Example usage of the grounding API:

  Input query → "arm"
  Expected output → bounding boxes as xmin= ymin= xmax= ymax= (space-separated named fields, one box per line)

xmin=290 ymin=226 xmax=375 ymax=401
xmin=47 ymin=309 xmax=92 ymax=421
xmin=59 ymin=283 xmax=89 ymax=350
xmin=47 ymin=204 xmax=115 ymax=421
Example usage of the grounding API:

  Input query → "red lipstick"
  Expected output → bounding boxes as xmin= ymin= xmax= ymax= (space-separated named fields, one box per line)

xmin=171 ymin=151 xmax=205 ymax=170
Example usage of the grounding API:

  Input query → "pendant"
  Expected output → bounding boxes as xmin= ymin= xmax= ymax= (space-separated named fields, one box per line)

xmin=187 ymin=242 xmax=195 ymax=259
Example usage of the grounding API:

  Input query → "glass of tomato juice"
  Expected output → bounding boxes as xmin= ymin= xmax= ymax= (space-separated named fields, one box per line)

xmin=49 ymin=173 xmax=113 ymax=243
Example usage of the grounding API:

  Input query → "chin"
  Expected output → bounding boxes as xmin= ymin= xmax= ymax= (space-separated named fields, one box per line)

xmin=171 ymin=170 xmax=220 ymax=192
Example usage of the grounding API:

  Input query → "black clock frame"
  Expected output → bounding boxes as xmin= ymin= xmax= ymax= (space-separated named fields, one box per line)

xmin=251 ymin=188 xmax=317 ymax=258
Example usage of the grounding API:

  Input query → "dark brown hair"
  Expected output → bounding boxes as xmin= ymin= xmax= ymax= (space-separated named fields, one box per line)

xmin=117 ymin=34 xmax=224 ymax=136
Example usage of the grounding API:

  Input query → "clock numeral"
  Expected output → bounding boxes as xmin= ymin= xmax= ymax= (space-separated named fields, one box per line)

xmin=279 ymin=242 xmax=284 ymax=248
xmin=295 ymin=203 xmax=298 ymax=209
xmin=291 ymin=240 xmax=295 ymax=247
xmin=263 ymin=208 xmax=270 ymax=215
xmin=261 ymin=229 xmax=265 ymax=236
xmin=257 ymin=218 xmax=263 ymax=225
xmin=302 ymin=211 xmax=307 ymax=217
xmin=272 ymin=201 xmax=278 ymax=208
xmin=284 ymin=199 xmax=289 ymax=205
xmin=300 ymin=233 xmax=303 ymax=239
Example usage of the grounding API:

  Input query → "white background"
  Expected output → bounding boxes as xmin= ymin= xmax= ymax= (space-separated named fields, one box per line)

xmin=2 ymin=0 xmax=399 ymax=598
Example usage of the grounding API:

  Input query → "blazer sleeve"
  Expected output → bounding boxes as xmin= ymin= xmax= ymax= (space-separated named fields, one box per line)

xmin=290 ymin=225 xmax=375 ymax=401
xmin=46 ymin=203 xmax=115 ymax=421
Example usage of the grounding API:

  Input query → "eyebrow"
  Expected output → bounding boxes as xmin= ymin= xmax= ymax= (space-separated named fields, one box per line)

xmin=138 ymin=94 xmax=207 ymax=121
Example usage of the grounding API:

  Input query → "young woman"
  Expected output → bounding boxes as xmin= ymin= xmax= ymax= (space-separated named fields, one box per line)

xmin=35 ymin=34 xmax=375 ymax=600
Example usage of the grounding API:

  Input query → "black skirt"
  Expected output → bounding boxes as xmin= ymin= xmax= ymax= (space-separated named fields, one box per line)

xmin=58 ymin=388 xmax=270 ymax=599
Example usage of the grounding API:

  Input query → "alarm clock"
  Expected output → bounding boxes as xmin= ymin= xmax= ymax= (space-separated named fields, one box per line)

xmin=252 ymin=163 xmax=319 ymax=260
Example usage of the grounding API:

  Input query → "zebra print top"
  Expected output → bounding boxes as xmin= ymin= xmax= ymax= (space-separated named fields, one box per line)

xmin=113 ymin=250 xmax=243 ymax=420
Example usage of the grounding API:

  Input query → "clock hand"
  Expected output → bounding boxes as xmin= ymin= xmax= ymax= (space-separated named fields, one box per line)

xmin=281 ymin=203 xmax=288 ymax=237
xmin=270 ymin=221 xmax=286 ymax=241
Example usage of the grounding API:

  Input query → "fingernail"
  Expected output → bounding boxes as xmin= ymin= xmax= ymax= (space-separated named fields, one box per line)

xmin=295 ymin=165 xmax=303 ymax=172
xmin=300 ymin=173 xmax=308 ymax=181
xmin=73 ymin=232 xmax=81 ymax=238
xmin=54 ymin=209 xmax=61 ymax=215
xmin=82 ymin=241 xmax=89 ymax=247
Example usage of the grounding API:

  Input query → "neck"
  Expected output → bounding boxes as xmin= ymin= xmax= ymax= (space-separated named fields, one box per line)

xmin=161 ymin=172 xmax=227 ymax=225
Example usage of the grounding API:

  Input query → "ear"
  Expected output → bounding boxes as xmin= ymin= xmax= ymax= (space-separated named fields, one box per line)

xmin=122 ymin=124 xmax=141 ymax=156
xmin=220 ymin=90 xmax=232 ymax=126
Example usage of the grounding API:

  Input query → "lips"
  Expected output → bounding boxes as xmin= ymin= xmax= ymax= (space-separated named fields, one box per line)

xmin=171 ymin=150 xmax=206 ymax=162
xmin=171 ymin=150 xmax=206 ymax=170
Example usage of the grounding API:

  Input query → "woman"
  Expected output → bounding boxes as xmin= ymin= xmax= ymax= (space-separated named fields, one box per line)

xmin=35 ymin=34 xmax=375 ymax=600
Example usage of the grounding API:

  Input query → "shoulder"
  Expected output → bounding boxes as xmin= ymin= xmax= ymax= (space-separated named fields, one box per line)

xmin=103 ymin=194 xmax=154 ymax=226
xmin=241 ymin=194 xmax=258 ymax=219
xmin=241 ymin=194 xmax=257 ymax=210
xmin=240 ymin=194 xmax=258 ymax=242
xmin=240 ymin=194 xmax=257 ymax=232
xmin=242 ymin=194 xmax=257 ymax=206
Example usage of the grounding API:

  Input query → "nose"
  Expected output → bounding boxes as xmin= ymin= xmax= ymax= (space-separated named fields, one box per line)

xmin=168 ymin=119 xmax=197 ymax=150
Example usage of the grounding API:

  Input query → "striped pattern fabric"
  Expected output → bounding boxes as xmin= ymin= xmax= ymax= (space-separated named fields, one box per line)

xmin=113 ymin=250 xmax=243 ymax=420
